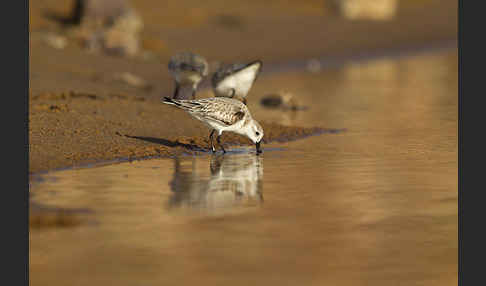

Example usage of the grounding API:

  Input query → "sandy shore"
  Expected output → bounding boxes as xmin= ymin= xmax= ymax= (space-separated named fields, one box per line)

xmin=29 ymin=0 xmax=457 ymax=174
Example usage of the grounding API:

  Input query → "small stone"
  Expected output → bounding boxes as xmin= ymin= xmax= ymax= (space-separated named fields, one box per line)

xmin=260 ymin=91 xmax=300 ymax=111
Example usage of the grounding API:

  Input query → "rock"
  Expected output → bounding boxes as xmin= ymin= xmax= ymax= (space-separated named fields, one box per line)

xmin=70 ymin=0 xmax=144 ymax=56
xmin=80 ymin=0 xmax=130 ymax=22
xmin=103 ymin=9 xmax=143 ymax=56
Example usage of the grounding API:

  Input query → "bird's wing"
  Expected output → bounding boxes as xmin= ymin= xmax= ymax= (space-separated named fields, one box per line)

xmin=191 ymin=99 xmax=247 ymax=127
xmin=212 ymin=63 xmax=243 ymax=86
xmin=212 ymin=61 xmax=262 ymax=97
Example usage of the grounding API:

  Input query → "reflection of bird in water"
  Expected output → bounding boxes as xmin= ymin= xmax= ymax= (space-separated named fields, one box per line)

xmin=208 ymin=154 xmax=263 ymax=202
xmin=168 ymin=153 xmax=263 ymax=212
xmin=169 ymin=156 xmax=203 ymax=198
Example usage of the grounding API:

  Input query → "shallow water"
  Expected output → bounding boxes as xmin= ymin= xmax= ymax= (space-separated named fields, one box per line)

xmin=30 ymin=50 xmax=457 ymax=286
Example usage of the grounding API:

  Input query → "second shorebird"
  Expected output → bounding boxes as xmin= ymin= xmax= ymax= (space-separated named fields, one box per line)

xmin=212 ymin=60 xmax=262 ymax=105
xmin=162 ymin=97 xmax=264 ymax=154
xmin=168 ymin=52 xmax=209 ymax=99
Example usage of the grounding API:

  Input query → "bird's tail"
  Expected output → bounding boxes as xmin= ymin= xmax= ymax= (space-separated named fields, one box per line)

xmin=161 ymin=97 xmax=200 ymax=110
xmin=161 ymin=96 xmax=182 ymax=106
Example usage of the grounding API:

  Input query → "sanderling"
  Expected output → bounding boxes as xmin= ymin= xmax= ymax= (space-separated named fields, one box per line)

xmin=162 ymin=96 xmax=264 ymax=154
xmin=211 ymin=60 xmax=262 ymax=105
xmin=168 ymin=52 xmax=209 ymax=99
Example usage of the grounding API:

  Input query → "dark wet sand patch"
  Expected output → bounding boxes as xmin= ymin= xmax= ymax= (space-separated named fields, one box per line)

xmin=30 ymin=203 xmax=91 ymax=229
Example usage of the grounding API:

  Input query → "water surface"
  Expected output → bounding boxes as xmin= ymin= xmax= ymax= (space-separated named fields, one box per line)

xmin=30 ymin=50 xmax=457 ymax=286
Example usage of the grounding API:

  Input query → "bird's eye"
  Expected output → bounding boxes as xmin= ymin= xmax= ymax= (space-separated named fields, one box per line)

xmin=256 ymin=132 xmax=260 ymax=136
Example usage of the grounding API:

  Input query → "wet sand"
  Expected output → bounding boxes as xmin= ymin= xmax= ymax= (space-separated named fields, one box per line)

xmin=29 ymin=0 xmax=456 ymax=174
xmin=29 ymin=89 xmax=328 ymax=173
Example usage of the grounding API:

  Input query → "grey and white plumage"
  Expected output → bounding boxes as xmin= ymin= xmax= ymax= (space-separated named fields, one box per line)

xmin=162 ymin=96 xmax=264 ymax=154
xmin=168 ymin=52 xmax=209 ymax=99
xmin=211 ymin=60 xmax=262 ymax=105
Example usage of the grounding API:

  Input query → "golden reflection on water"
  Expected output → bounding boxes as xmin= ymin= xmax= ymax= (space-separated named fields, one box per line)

xmin=328 ymin=0 xmax=442 ymax=21
xmin=332 ymin=0 xmax=398 ymax=21
xmin=30 ymin=50 xmax=457 ymax=286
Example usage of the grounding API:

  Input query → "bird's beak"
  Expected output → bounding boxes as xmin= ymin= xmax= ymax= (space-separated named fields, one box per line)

xmin=255 ymin=141 xmax=262 ymax=154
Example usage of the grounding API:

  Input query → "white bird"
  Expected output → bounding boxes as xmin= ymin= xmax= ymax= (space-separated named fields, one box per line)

xmin=162 ymin=96 xmax=264 ymax=154
xmin=211 ymin=60 xmax=262 ymax=105
xmin=168 ymin=52 xmax=209 ymax=99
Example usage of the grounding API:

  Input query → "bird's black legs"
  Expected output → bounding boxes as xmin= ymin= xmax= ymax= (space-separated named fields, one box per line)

xmin=209 ymin=130 xmax=216 ymax=153
xmin=191 ymin=88 xmax=196 ymax=99
xmin=209 ymin=131 xmax=225 ymax=153
xmin=173 ymin=82 xmax=180 ymax=99
xmin=217 ymin=135 xmax=226 ymax=153
xmin=230 ymin=88 xmax=236 ymax=98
